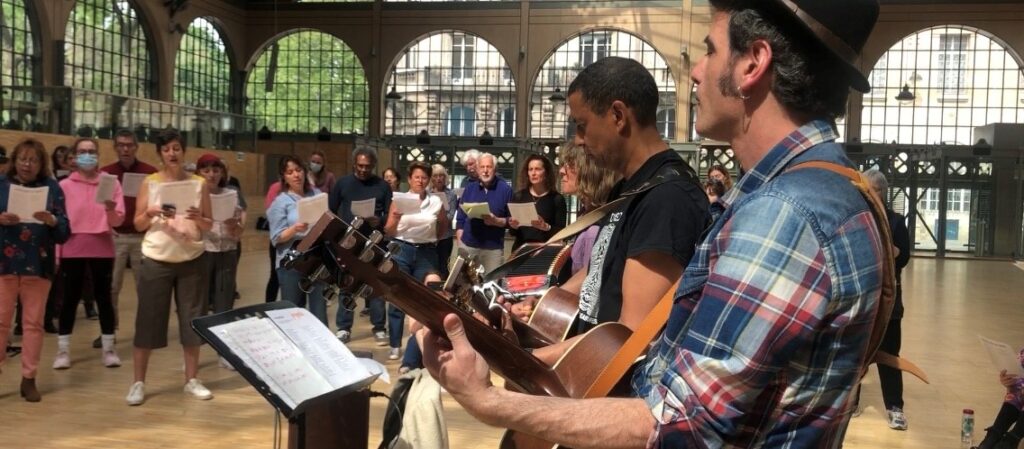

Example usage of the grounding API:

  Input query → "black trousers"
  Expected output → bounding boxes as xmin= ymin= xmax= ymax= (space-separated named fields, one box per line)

xmin=58 ymin=258 xmax=115 ymax=336
xmin=877 ymin=318 xmax=904 ymax=410
xmin=265 ymin=242 xmax=279 ymax=302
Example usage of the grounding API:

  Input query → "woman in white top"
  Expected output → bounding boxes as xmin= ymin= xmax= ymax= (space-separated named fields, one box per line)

xmin=382 ymin=162 xmax=447 ymax=360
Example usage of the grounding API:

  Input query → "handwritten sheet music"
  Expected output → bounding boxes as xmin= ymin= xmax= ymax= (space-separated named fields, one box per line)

xmin=210 ymin=190 xmax=239 ymax=222
xmin=214 ymin=318 xmax=297 ymax=410
xmin=7 ymin=185 xmax=48 ymax=223
xmin=297 ymin=192 xmax=328 ymax=225
xmin=393 ymin=192 xmax=422 ymax=215
xmin=979 ymin=335 xmax=1024 ymax=375
xmin=350 ymin=198 xmax=375 ymax=218
xmin=219 ymin=317 xmax=334 ymax=406
xmin=121 ymin=173 xmax=147 ymax=197
xmin=266 ymin=308 xmax=374 ymax=390
xmin=94 ymin=173 xmax=118 ymax=204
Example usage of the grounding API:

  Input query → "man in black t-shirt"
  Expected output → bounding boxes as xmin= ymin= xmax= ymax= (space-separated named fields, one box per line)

xmin=514 ymin=57 xmax=709 ymax=361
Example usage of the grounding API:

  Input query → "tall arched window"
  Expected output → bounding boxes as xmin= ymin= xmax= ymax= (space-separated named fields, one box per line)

xmin=65 ymin=0 xmax=153 ymax=98
xmin=530 ymin=29 xmax=676 ymax=141
xmin=174 ymin=17 xmax=232 ymax=112
xmin=861 ymin=26 xmax=1023 ymax=145
xmin=245 ymin=30 xmax=368 ymax=133
xmin=0 ymin=0 xmax=36 ymax=102
xmin=383 ymin=30 xmax=516 ymax=137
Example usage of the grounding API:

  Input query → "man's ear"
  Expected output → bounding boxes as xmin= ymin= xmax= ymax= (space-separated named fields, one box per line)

xmin=609 ymin=100 xmax=629 ymax=132
xmin=737 ymin=38 xmax=773 ymax=94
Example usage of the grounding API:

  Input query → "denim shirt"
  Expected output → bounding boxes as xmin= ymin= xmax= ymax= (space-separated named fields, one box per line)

xmin=633 ymin=120 xmax=885 ymax=448
xmin=268 ymin=188 xmax=322 ymax=268
xmin=0 ymin=175 xmax=71 ymax=279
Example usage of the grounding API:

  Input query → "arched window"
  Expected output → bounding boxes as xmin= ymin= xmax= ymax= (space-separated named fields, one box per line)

xmin=384 ymin=30 xmax=515 ymax=137
xmin=498 ymin=106 xmax=515 ymax=137
xmin=0 ymin=0 xmax=35 ymax=102
xmin=245 ymin=30 xmax=368 ymax=133
xmin=530 ymin=29 xmax=676 ymax=141
xmin=657 ymin=108 xmax=676 ymax=141
xmin=65 ymin=0 xmax=153 ymax=98
xmin=861 ymin=26 xmax=1023 ymax=145
xmin=174 ymin=17 xmax=232 ymax=112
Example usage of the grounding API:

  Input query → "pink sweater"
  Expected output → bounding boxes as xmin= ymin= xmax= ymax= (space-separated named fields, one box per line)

xmin=59 ymin=172 xmax=126 ymax=258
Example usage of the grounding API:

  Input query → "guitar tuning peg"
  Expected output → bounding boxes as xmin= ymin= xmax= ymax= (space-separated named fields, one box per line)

xmin=377 ymin=241 xmax=401 ymax=273
xmin=340 ymin=224 xmax=359 ymax=249
xmin=359 ymin=231 xmax=383 ymax=262
xmin=386 ymin=241 xmax=401 ymax=255
xmin=350 ymin=216 xmax=364 ymax=230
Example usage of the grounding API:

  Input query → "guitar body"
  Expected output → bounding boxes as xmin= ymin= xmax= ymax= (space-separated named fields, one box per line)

xmin=526 ymin=287 xmax=580 ymax=346
xmin=499 ymin=322 xmax=635 ymax=449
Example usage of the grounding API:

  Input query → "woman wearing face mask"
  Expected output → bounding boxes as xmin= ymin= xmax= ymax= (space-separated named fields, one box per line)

xmin=307 ymin=151 xmax=335 ymax=194
xmin=52 ymin=138 xmax=126 ymax=370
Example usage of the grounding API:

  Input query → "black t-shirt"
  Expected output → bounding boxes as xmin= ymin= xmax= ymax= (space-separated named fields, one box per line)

xmin=509 ymin=189 xmax=567 ymax=251
xmin=575 ymin=150 xmax=709 ymax=334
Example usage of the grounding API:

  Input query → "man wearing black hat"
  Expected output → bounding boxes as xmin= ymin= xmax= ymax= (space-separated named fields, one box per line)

xmin=419 ymin=1 xmax=885 ymax=448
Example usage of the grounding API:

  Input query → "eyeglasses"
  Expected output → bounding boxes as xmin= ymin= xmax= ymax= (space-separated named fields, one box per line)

xmin=16 ymin=158 xmax=40 ymax=166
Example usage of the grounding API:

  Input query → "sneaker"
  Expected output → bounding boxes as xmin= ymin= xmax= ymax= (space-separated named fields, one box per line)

xmin=887 ymin=407 xmax=908 ymax=430
xmin=219 ymin=357 xmax=236 ymax=371
xmin=102 ymin=351 xmax=122 ymax=368
xmin=388 ymin=347 xmax=400 ymax=360
xmin=374 ymin=331 xmax=388 ymax=347
xmin=52 ymin=351 xmax=71 ymax=369
xmin=126 ymin=381 xmax=145 ymax=406
xmin=183 ymin=378 xmax=213 ymax=400
xmin=335 ymin=330 xmax=351 ymax=343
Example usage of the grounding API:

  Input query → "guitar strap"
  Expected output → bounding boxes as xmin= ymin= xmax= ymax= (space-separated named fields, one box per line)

xmin=785 ymin=161 xmax=927 ymax=384
xmin=582 ymin=280 xmax=679 ymax=398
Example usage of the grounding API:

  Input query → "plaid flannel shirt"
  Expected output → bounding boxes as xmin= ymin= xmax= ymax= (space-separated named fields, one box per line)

xmin=633 ymin=120 xmax=885 ymax=448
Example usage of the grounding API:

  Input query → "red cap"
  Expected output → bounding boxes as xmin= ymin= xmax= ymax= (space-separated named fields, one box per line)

xmin=196 ymin=153 xmax=224 ymax=168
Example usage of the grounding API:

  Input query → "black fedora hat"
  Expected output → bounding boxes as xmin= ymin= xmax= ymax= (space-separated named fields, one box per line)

xmin=763 ymin=0 xmax=879 ymax=93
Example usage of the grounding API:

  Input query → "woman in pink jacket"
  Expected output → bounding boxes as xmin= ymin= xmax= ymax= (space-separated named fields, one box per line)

xmin=52 ymin=137 xmax=125 ymax=369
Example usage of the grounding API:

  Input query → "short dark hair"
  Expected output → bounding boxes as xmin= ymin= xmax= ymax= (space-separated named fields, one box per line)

xmin=51 ymin=145 xmax=69 ymax=168
xmin=407 ymin=162 xmax=430 ymax=179
xmin=114 ymin=129 xmax=137 ymax=144
xmin=517 ymin=154 xmax=557 ymax=193
xmin=710 ymin=0 xmax=852 ymax=120
xmin=567 ymin=56 xmax=659 ymax=127
xmin=154 ymin=128 xmax=184 ymax=152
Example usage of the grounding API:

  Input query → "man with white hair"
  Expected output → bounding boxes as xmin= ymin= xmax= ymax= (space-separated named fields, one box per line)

xmin=455 ymin=152 xmax=511 ymax=272
xmin=459 ymin=148 xmax=481 ymax=188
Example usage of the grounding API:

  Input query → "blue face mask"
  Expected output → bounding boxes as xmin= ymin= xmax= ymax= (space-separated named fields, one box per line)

xmin=76 ymin=153 xmax=98 ymax=170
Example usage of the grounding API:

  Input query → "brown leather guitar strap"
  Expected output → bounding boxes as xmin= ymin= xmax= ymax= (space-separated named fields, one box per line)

xmin=786 ymin=161 xmax=927 ymax=384
xmin=582 ymin=280 xmax=680 ymax=398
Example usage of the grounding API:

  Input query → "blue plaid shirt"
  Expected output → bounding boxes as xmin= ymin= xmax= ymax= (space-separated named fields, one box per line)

xmin=633 ymin=120 xmax=885 ymax=448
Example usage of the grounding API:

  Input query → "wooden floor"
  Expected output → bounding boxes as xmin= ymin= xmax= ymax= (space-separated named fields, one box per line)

xmin=1 ymin=253 xmax=1021 ymax=448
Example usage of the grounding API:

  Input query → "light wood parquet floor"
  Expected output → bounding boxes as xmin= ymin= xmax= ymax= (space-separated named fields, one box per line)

xmin=1 ymin=252 xmax=1021 ymax=448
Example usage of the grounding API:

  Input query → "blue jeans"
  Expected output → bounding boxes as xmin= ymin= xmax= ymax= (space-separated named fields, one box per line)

xmin=276 ymin=267 xmax=327 ymax=326
xmin=388 ymin=240 xmax=440 ymax=349
xmin=402 ymin=334 xmax=423 ymax=369
xmin=335 ymin=295 xmax=386 ymax=332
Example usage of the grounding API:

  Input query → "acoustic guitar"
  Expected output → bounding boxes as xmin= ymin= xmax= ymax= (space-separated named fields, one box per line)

xmin=285 ymin=213 xmax=673 ymax=449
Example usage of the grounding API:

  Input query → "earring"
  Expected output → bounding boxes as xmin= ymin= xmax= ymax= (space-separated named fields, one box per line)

xmin=738 ymin=89 xmax=750 ymax=100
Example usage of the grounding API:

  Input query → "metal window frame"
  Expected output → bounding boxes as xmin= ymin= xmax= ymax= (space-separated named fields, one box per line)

xmin=64 ymin=0 xmax=155 ymax=99
xmin=174 ymin=17 xmax=232 ymax=112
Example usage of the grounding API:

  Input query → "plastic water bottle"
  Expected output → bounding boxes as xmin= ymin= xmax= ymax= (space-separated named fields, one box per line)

xmin=961 ymin=408 xmax=975 ymax=448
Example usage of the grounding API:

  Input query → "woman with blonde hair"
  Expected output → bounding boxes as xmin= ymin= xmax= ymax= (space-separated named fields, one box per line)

xmin=0 ymin=138 xmax=70 ymax=401
xmin=558 ymin=142 xmax=620 ymax=274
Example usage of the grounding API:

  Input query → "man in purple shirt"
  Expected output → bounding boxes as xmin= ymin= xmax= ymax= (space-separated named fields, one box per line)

xmin=101 ymin=130 xmax=157 ymax=337
xmin=420 ymin=1 xmax=887 ymax=448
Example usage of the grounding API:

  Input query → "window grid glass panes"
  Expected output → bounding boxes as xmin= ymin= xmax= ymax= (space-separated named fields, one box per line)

xmin=65 ymin=0 xmax=153 ymax=98
xmin=531 ymin=29 xmax=677 ymax=141
xmin=245 ymin=30 xmax=368 ymax=133
xmin=0 ymin=0 xmax=35 ymax=94
xmin=860 ymin=26 xmax=1023 ymax=146
xmin=174 ymin=17 xmax=231 ymax=112
xmin=384 ymin=30 xmax=515 ymax=137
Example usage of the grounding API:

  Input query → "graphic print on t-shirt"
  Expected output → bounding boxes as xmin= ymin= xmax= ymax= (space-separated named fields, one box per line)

xmin=577 ymin=211 xmax=621 ymax=325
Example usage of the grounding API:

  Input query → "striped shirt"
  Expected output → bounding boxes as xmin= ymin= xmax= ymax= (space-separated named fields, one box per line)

xmin=633 ymin=120 xmax=885 ymax=448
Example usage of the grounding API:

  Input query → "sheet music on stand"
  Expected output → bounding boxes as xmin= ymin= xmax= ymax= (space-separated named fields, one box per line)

xmin=192 ymin=302 xmax=382 ymax=418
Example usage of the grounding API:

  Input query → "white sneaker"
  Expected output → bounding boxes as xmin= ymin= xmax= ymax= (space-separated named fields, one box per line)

xmin=219 ymin=357 xmax=235 ymax=371
xmin=886 ymin=407 xmax=908 ymax=430
xmin=52 ymin=351 xmax=71 ymax=369
xmin=388 ymin=347 xmax=400 ymax=360
xmin=183 ymin=378 xmax=213 ymax=400
xmin=374 ymin=331 xmax=388 ymax=347
xmin=336 ymin=330 xmax=351 ymax=343
xmin=126 ymin=381 xmax=145 ymax=406
xmin=102 ymin=351 xmax=122 ymax=368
